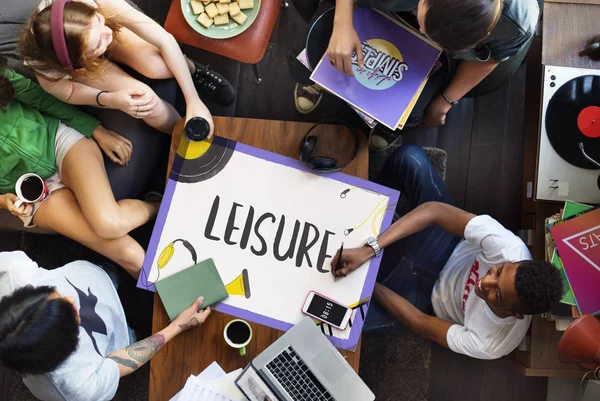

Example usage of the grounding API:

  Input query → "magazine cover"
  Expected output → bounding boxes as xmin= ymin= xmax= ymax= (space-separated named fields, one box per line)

xmin=310 ymin=7 xmax=441 ymax=130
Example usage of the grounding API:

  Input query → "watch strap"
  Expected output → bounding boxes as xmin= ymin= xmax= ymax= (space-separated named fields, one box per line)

xmin=366 ymin=238 xmax=381 ymax=258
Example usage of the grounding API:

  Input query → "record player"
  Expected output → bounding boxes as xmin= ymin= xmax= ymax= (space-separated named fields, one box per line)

xmin=537 ymin=65 xmax=600 ymax=203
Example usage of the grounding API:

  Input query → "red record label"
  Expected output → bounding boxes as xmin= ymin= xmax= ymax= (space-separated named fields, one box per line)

xmin=578 ymin=106 xmax=600 ymax=138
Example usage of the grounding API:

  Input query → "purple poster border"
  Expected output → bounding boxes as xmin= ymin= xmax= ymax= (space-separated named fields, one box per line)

xmin=137 ymin=138 xmax=400 ymax=350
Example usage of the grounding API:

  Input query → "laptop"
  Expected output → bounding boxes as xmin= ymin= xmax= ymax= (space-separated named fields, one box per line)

xmin=235 ymin=317 xmax=375 ymax=401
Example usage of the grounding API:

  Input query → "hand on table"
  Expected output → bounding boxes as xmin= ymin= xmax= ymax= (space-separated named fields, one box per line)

xmin=424 ymin=95 xmax=453 ymax=127
xmin=186 ymin=101 xmax=215 ymax=139
xmin=327 ymin=22 xmax=364 ymax=77
xmin=92 ymin=126 xmax=133 ymax=166
xmin=172 ymin=296 xmax=212 ymax=333
xmin=331 ymin=246 xmax=373 ymax=278
xmin=0 ymin=193 xmax=33 ymax=217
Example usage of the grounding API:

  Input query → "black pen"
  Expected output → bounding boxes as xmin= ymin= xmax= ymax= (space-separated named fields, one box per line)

xmin=334 ymin=242 xmax=344 ymax=277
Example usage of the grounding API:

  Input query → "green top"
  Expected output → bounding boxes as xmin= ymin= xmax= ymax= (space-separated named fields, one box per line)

xmin=0 ymin=67 xmax=101 ymax=194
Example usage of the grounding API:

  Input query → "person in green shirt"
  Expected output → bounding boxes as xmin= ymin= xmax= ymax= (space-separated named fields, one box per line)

xmin=0 ymin=56 xmax=158 ymax=278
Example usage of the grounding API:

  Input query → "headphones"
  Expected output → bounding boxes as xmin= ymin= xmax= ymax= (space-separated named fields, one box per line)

xmin=139 ymin=239 xmax=197 ymax=290
xmin=298 ymin=119 xmax=360 ymax=173
xmin=157 ymin=239 xmax=197 ymax=269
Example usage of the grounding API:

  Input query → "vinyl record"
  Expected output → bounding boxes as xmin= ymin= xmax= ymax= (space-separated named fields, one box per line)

xmin=546 ymin=75 xmax=600 ymax=170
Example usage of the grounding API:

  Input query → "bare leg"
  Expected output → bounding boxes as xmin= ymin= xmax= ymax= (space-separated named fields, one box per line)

xmin=33 ymin=189 xmax=144 ymax=278
xmin=61 ymin=137 xmax=158 ymax=239
xmin=110 ymin=27 xmax=195 ymax=78
xmin=109 ymin=27 xmax=236 ymax=107
xmin=74 ymin=61 xmax=180 ymax=134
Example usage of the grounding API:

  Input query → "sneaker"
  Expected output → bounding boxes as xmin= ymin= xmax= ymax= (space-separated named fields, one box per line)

xmin=368 ymin=124 xmax=403 ymax=152
xmin=294 ymin=83 xmax=323 ymax=114
xmin=192 ymin=63 xmax=236 ymax=106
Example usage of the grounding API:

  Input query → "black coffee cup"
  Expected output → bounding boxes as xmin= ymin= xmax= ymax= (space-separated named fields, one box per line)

xmin=224 ymin=319 xmax=252 ymax=356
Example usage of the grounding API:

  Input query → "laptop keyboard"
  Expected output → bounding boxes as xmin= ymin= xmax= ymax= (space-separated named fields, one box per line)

xmin=265 ymin=346 xmax=334 ymax=401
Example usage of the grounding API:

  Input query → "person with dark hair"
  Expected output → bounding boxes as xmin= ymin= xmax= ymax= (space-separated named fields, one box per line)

xmin=289 ymin=0 xmax=538 ymax=132
xmin=331 ymin=144 xmax=564 ymax=360
xmin=0 ymin=251 xmax=212 ymax=400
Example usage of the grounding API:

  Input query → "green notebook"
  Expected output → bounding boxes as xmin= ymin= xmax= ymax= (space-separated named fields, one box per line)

xmin=156 ymin=258 xmax=228 ymax=321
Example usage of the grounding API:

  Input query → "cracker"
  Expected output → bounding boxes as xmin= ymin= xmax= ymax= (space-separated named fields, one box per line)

xmin=216 ymin=2 xmax=229 ymax=14
xmin=232 ymin=11 xmax=248 ymax=25
xmin=190 ymin=0 xmax=204 ymax=15
xmin=197 ymin=13 xmax=213 ymax=28
xmin=238 ymin=0 xmax=253 ymax=10
xmin=204 ymin=3 xmax=219 ymax=18
xmin=201 ymin=0 xmax=211 ymax=4
xmin=214 ymin=13 xmax=229 ymax=25
xmin=228 ymin=2 xmax=241 ymax=16
xmin=219 ymin=0 xmax=231 ymax=3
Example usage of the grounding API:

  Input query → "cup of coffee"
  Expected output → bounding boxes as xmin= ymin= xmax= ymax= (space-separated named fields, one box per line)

xmin=224 ymin=319 xmax=252 ymax=356
xmin=14 ymin=173 xmax=49 ymax=211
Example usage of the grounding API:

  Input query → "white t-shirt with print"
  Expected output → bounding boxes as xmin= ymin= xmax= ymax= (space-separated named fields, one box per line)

xmin=0 ymin=251 xmax=129 ymax=401
xmin=431 ymin=215 xmax=532 ymax=360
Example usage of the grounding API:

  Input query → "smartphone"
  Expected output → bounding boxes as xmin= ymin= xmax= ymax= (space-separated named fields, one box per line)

xmin=301 ymin=291 xmax=352 ymax=330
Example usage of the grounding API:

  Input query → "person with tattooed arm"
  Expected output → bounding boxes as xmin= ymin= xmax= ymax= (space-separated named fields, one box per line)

xmin=0 ymin=251 xmax=211 ymax=401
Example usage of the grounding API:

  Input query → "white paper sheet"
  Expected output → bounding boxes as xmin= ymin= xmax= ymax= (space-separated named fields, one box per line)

xmin=205 ymin=368 xmax=246 ymax=400
xmin=170 ymin=362 xmax=247 ymax=401
xmin=196 ymin=361 xmax=227 ymax=383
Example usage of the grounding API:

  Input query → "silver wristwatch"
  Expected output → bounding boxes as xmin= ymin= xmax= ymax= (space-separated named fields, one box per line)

xmin=365 ymin=237 xmax=381 ymax=258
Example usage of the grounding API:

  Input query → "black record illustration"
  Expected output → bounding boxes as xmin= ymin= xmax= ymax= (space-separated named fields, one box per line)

xmin=546 ymin=75 xmax=600 ymax=170
xmin=169 ymin=136 xmax=236 ymax=184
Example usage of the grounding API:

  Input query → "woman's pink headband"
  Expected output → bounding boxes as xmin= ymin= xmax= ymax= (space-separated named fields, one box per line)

xmin=50 ymin=0 xmax=74 ymax=70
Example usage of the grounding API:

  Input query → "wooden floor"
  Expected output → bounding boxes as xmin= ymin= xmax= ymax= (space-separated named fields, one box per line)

xmin=0 ymin=1 xmax=549 ymax=400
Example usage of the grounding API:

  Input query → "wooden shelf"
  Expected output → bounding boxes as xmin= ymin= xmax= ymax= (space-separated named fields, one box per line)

xmin=514 ymin=1 xmax=594 ymax=379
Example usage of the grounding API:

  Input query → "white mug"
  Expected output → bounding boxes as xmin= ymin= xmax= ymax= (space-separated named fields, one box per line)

xmin=14 ymin=173 xmax=49 ymax=211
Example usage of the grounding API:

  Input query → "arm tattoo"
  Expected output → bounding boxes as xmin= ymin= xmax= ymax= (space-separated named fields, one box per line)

xmin=179 ymin=317 xmax=200 ymax=331
xmin=125 ymin=333 xmax=166 ymax=364
xmin=107 ymin=355 xmax=139 ymax=370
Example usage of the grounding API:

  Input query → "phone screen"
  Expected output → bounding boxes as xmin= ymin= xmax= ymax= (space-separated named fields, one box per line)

xmin=307 ymin=294 xmax=348 ymax=327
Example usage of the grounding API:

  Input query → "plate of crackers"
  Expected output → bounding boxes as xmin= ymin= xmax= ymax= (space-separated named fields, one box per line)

xmin=181 ymin=0 xmax=261 ymax=39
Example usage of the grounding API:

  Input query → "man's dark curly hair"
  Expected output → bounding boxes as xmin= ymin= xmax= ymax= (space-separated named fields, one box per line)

xmin=513 ymin=260 xmax=564 ymax=315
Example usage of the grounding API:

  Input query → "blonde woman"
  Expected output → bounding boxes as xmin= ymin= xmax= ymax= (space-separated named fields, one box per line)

xmin=20 ymin=0 xmax=235 ymax=137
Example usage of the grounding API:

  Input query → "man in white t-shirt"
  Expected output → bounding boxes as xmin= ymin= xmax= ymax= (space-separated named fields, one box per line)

xmin=0 ymin=251 xmax=211 ymax=401
xmin=332 ymin=145 xmax=563 ymax=360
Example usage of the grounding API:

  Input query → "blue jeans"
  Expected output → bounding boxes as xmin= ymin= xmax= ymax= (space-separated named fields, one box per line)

xmin=364 ymin=145 xmax=461 ymax=332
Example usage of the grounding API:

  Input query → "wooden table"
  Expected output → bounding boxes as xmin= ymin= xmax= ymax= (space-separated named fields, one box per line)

xmin=149 ymin=117 xmax=368 ymax=401
xmin=164 ymin=0 xmax=283 ymax=82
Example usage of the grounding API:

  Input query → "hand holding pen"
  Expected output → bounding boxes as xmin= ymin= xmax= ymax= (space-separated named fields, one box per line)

xmin=331 ymin=243 xmax=374 ymax=278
